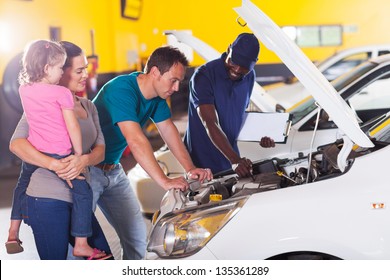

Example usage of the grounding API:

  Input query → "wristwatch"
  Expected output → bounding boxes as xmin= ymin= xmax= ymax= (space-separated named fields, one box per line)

xmin=231 ymin=163 xmax=239 ymax=171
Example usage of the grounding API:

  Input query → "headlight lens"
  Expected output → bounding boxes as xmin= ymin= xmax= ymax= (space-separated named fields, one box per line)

xmin=147 ymin=196 xmax=248 ymax=258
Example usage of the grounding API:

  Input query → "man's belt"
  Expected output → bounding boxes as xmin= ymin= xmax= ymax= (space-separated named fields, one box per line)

xmin=95 ymin=163 xmax=118 ymax=172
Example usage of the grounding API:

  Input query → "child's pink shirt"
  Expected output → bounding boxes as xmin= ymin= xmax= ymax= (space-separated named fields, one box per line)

xmin=19 ymin=83 xmax=74 ymax=155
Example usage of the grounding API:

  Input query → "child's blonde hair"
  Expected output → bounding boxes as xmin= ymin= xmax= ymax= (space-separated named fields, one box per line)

xmin=19 ymin=39 xmax=66 ymax=85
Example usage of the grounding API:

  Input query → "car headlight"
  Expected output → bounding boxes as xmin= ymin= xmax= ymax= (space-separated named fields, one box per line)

xmin=147 ymin=196 xmax=248 ymax=258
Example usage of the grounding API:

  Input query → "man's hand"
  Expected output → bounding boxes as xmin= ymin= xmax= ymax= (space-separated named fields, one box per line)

xmin=187 ymin=167 xmax=213 ymax=183
xmin=260 ymin=136 xmax=275 ymax=148
xmin=232 ymin=157 xmax=253 ymax=178
xmin=161 ymin=167 xmax=213 ymax=192
xmin=162 ymin=176 xmax=190 ymax=191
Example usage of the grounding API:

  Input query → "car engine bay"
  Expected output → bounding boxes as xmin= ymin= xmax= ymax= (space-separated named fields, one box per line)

xmin=157 ymin=136 xmax=388 ymax=218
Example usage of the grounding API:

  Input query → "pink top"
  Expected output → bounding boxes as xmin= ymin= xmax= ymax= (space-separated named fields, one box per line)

xmin=19 ymin=83 xmax=74 ymax=155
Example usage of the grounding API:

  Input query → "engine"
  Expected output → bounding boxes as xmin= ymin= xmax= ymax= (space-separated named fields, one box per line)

xmin=157 ymin=138 xmax=377 ymax=217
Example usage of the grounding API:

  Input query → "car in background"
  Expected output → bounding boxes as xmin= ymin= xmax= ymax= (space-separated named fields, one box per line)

xmin=266 ymin=44 xmax=390 ymax=110
xmin=319 ymin=45 xmax=390 ymax=81
xmin=145 ymin=0 xmax=390 ymax=260
xmin=129 ymin=30 xmax=390 ymax=216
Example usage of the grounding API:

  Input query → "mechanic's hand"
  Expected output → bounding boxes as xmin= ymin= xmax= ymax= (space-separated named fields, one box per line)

xmin=162 ymin=176 xmax=189 ymax=192
xmin=232 ymin=157 xmax=253 ymax=178
xmin=187 ymin=167 xmax=213 ymax=183
xmin=56 ymin=154 xmax=86 ymax=182
xmin=260 ymin=136 xmax=275 ymax=148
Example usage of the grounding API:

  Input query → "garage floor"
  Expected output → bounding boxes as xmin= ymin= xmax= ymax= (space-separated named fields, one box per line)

xmin=0 ymin=113 xmax=188 ymax=260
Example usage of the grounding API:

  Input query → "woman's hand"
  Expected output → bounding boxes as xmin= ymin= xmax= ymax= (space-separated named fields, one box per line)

xmin=47 ymin=157 xmax=70 ymax=173
xmin=55 ymin=154 xmax=87 ymax=181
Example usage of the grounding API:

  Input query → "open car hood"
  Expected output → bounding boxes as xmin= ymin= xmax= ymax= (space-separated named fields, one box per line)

xmin=164 ymin=30 xmax=279 ymax=112
xmin=234 ymin=0 xmax=374 ymax=148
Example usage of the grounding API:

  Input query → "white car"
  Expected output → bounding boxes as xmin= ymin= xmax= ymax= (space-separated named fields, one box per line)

xmin=129 ymin=27 xmax=390 ymax=216
xmin=266 ymin=43 xmax=390 ymax=110
xmin=145 ymin=0 xmax=390 ymax=260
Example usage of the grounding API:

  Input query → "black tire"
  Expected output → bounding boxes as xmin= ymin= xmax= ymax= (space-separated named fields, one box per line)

xmin=268 ymin=251 xmax=341 ymax=260
xmin=2 ymin=52 xmax=23 ymax=114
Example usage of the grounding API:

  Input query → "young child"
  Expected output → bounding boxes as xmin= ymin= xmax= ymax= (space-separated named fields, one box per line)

xmin=5 ymin=39 xmax=110 ymax=260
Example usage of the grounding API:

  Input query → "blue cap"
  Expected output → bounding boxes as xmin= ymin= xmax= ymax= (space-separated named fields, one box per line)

xmin=230 ymin=33 xmax=260 ymax=70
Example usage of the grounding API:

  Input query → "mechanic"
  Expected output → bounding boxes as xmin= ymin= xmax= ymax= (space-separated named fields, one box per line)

xmin=184 ymin=33 xmax=275 ymax=178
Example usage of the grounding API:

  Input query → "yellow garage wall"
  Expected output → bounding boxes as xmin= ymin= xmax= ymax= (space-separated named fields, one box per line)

xmin=251 ymin=0 xmax=390 ymax=63
xmin=131 ymin=0 xmax=390 ymax=65
xmin=1 ymin=0 xmax=390 ymax=80
xmin=0 ymin=0 xmax=117 ymax=79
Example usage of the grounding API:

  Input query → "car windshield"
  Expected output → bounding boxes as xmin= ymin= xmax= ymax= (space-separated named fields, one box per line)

xmin=289 ymin=61 xmax=378 ymax=124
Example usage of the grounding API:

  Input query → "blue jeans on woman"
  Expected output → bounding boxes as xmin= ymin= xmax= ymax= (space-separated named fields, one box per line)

xmin=11 ymin=154 xmax=93 ymax=237
xmin=24 ymin=196 xmax=112 ymax=260
xmin=89 ymin=164 xmax=147 ymax=260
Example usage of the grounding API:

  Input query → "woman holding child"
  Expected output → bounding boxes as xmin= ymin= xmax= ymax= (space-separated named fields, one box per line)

xmin=8 ymin=41 xmax=113 ymax=260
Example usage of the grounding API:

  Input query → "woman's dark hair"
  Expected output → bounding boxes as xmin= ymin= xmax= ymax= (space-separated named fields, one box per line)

xmin=60 ymin=41 xmax=83 ymax=70
xmin=144 ymin=46 xmax=189 ymax=74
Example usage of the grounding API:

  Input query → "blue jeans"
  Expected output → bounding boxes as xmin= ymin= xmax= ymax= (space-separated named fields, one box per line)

xmin=89 ymin=164 xmax=147 ymax=260
xmin=24 ymin=196 xmax=112 ymax=260
xmin=11 ymin=156 xmax=93 ymax=237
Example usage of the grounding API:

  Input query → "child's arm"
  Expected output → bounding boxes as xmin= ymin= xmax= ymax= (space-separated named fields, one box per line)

xmin=62 ymin=109 xmax=83 ymax=156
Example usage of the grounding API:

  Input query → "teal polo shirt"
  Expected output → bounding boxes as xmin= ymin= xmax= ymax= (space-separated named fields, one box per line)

xmin=93 ymin=72 xmax=171 ymax=164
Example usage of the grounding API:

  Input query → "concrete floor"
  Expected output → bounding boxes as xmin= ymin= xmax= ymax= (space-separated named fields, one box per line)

xmin=0 ymin=165 xmax=40 ymax=260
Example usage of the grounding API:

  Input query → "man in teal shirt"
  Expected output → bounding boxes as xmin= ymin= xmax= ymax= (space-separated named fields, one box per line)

xmin=94 ymin=71 xmax=171 ymax=164
xmin=91 ymin=46 xmax=212 ymax=260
